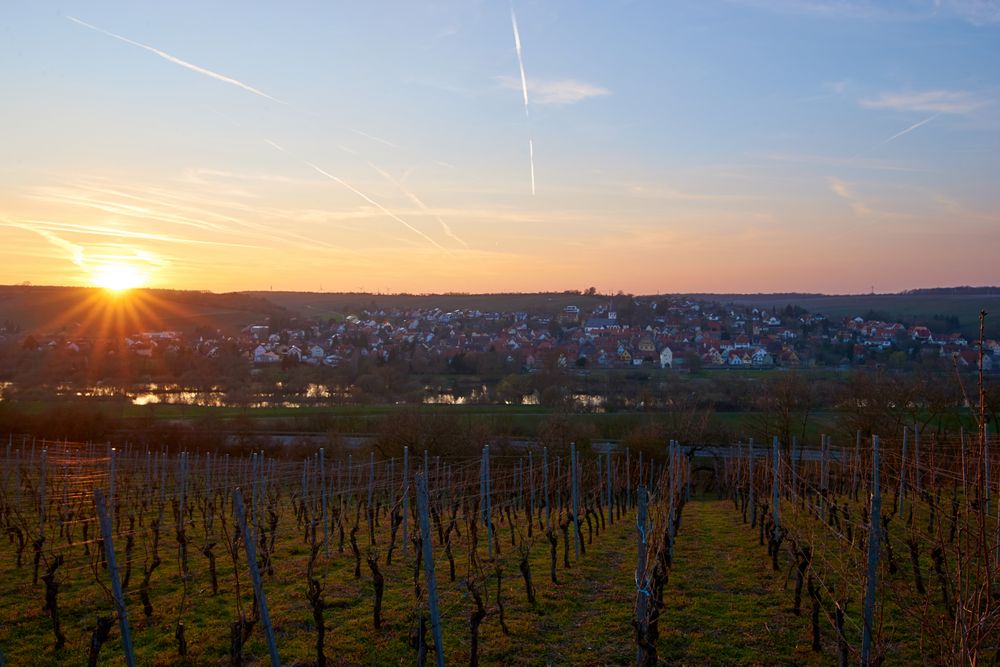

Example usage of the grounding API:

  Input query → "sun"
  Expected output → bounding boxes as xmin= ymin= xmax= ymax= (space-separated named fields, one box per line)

xmin=91 ymin=262 xmax=146 ymax=293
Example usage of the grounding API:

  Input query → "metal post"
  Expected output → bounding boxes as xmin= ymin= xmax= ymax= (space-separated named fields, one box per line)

xmin=485 ymin=445 xmax=493 ymax=559
xmin=634 ymin=486 xmax=649 ymax=667
xmin=233 ymin=489 xmax=280 ymax=667
xmin=544 ymin=447 xmax=551 ymax=532
xmin=95 ymin=489 xmax=136 ymax=667
xmin=571 ymin=442 xmax=581 ymax=559
xmin=748 ymin=439 xmax=755 ymax=525
xmin=403 ymin=446 xmax=410 ymax=558
xmin=528 ymin=450 xmax=535 ymax=528
xmin=861 ymin=435 xmax=881 ymax=666
xmin=899 ymin=428 xmax=908 ymax=518
xmin=853 ymin=430 xmax=861 ymax=500
xmin=791 ymin=436 xmax=797 ymax=502
xmin=606 ymin=450 xmax=613 ymax=524
xmin=39 ymin=447 xmax=47 ymax=539
xmin=772 ymin=436 xmax=780 ymax=543
xmin=416 ymin=473 xmax=445 ymax=667
xmin=320 ymin=448 xmax=329 ymax=557
xmin=368 ymin=451 xmax=375 ymax=545
xmin=667 ymin=441 xmax=675 ymax=560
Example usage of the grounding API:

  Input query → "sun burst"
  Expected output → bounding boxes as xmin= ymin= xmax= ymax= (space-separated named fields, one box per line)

xmin=91 ymin=262 xmax=146 ymax=293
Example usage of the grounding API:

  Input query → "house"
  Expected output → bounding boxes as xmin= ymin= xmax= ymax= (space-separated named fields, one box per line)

xmin=659 ymin=346 xmax=673 ymax=369
xmin=253 ymin=344 xmax=280 ymax=364
xmin=703 ymin=348 xmax=724 ymax=366
xmin=751 ymin=349 xmax=773 ymax=367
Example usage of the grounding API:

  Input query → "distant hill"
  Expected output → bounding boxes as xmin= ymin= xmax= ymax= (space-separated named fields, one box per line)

xmin=5 ymin=285 xmax=998 ymax=340
xmin=241 ymin=291 xmax=610 ymax=320
xmin=0 ymin=285 xmax=289 ymax=337
xmin=686 ymin=289 xmax=1000 ymax=338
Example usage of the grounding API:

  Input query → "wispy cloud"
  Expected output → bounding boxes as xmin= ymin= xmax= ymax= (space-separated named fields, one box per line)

xmin=763 ymin=152 xmax=930 ymax=172
xmin=860 ymin=89 xmax=989 ymax=114
xmin=827 ymin=177 xmax=911 ymax=220
xmin=66 ymin=16 xmax=285 ymax=104
xmin=828 ymin=177 xmax=875 ymax=217
xmin=1 ymin=217 xmax=173 ymax=283
xmin=350 ymin=129 xmax=399 ymax=149
xmin=730 ymin=0 xmax=1000 ymax=24
xmin=935 ymin=0 xmax=1000 ymax=25
xmin=727 ymin=1 xmax=902 ymax=20
xmin=498 ymin=76 xmax=610 ymax=106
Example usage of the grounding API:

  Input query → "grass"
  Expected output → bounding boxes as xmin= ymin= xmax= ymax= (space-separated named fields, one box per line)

xmin=659 ymin=498 xmax=817 ymax=664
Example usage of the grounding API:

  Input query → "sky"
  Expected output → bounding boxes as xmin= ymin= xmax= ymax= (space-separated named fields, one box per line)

xmin=1 ymin=0 xmax=999 ymax=295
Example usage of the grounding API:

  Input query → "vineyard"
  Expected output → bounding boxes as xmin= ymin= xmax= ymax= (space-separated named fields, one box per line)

xmin=0 ymin=425 xmax=997 ymax=665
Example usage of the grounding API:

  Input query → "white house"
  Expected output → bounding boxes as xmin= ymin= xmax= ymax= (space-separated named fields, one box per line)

xmin=659 ymin=346 xmax=673 ymax=369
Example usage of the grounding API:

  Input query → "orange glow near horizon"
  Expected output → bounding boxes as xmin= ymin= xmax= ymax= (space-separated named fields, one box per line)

xmin=91 ymin=262 xmax=147 ymax=293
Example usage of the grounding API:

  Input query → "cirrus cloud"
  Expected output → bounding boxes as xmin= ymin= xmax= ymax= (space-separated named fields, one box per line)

xmin=498 ymin=76 xmax=610 ymax=105
xmin=860 ymin=89 xmax=989 ymax=114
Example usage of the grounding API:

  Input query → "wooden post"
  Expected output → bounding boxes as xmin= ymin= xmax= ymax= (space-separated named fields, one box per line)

xmin=861 ymin=435 xmax=881 ymax=666
xmin=233 ymin=489 xmax=280 ymax=667
xmin=416 ymin=473 xmax=444 ymax=667
xmin=94 ymin=489 xmax=136 ymax=667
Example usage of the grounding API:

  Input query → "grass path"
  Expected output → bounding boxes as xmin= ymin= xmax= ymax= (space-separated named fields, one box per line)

xmin=658 ymin=498 xmax=820 ymax=665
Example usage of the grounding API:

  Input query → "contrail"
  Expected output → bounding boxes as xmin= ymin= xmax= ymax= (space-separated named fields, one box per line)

xmin=305 ymin=162 xmax=445 ymax=250
xmin=850 ymin=114 xmax=938 ymax=162
xmin=263 ymin=139 xmax=444 ymax=250
xmin=367 ymin=162 xmax=468 ymax=248
xmin=510 ymin=9 xmax=529 ymax=118
xmin=350 ymin=129 xmax=399 ymax=149
xmin=880 ymin=114 xmax=938 ymax=146
xmin=510 ymin=7 xmax=536 ymax=194
xmin=528 ymin=138 xmax=536 ymax=196
xmin=66 ymin=16 xmax=286 ymax=104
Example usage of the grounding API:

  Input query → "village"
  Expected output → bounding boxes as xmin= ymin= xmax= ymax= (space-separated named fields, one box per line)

xmin=161 ymin=297 xmax=997 ymax=373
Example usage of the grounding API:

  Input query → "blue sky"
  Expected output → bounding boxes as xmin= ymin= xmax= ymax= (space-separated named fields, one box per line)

xmin=1 ymin=1 xmax=998 ymax=293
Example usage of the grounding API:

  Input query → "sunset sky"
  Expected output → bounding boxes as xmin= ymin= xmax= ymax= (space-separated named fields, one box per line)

xmin=2 ymin=1 xmax=999 ymax=294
